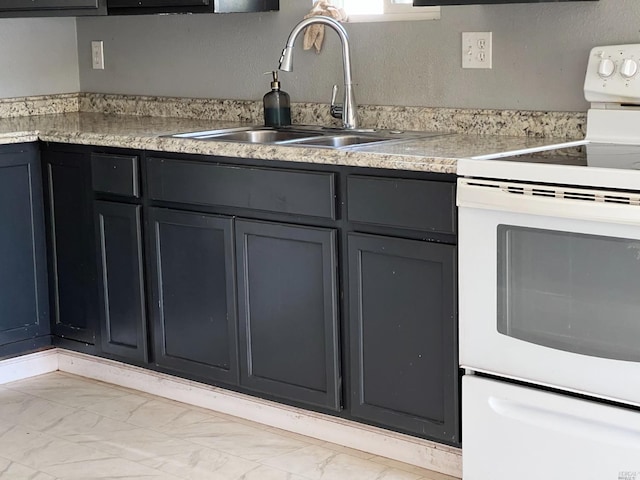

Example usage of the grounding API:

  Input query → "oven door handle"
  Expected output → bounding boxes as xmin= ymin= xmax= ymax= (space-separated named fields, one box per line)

xmin=457 ymin=178 xmax=640 ymax=226
xmin=489 ymin=396 xmax=640 ymax=449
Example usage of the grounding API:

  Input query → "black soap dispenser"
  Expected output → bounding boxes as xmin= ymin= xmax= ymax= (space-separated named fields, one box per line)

xmin=263 ymin=71 xmax=291 ymax=127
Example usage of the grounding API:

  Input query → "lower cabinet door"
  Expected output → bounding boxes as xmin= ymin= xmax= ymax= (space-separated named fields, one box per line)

xmin=0 ymin=144 xmax=49 ymax=348
xmin=235 ymin=219 xmax=340 ymax=411
xmin=95 ymin=201 xmax=147 ymax=362
xmin=44 ymin=150 xmax=96 ymax=345
xmin=348 ymin=233 xmax=459 ymax=443
xmin=148 ymin=208 xmax=238 ymax=384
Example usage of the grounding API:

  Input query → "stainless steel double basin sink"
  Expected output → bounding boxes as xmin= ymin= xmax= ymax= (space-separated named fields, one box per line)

xmin=168 ymin=125 xmax=444 ymax=149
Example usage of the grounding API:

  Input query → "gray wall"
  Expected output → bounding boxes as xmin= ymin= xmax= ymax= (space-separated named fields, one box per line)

xmin=73 ymin=0 xmax=639 ymax=111
xmin=0 ymin=17 xmax=79 ymax=98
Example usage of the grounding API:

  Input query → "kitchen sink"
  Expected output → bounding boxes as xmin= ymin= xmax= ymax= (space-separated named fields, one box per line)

xmin=177 ymin=129 xmax=320 ymax=143
xmin=170 ymin=126 xmax=323 ymax=143
xmin=291 ymin=134 xmax=389 ymax=148
xmin=167 ymin=125 xmax=446 ymax=149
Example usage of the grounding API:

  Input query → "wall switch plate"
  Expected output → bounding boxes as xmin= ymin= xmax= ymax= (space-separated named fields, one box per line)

xmin=91 ymin=41 xmax=104 ymax=70
xmin=462 ymin=32 xmax=492 ymax=69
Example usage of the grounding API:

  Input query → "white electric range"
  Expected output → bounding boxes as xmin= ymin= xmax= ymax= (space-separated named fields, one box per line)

xmin=457 ymin=44 xmax=640 ymax=480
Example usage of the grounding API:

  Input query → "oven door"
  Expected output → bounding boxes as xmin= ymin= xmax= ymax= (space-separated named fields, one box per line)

xmin=458 ymin=178 xmax=640 ymax=405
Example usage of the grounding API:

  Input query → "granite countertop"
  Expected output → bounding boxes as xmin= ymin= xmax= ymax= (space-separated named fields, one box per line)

xmin=0 ymin=112 xmax=574 ymax=174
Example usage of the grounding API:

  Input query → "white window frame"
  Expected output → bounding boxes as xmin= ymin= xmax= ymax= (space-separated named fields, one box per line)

xmin=328 ymin=0 xmax=440 ymax=23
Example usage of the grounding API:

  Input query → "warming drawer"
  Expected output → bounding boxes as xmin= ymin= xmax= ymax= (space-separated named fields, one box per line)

xmin=463 ymin=375 xmax=640 ymax=480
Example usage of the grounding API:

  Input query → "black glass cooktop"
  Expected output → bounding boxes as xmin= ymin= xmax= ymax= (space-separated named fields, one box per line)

xmin=501 ymin=143 xmax=640 ymax=170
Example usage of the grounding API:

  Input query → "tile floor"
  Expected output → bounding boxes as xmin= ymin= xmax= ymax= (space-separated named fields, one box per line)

xmin=0 ymin=372 xmax=459 ymax=480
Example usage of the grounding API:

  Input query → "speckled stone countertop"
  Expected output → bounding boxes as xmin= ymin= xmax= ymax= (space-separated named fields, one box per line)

xmin=0 ymin=93 xmax=588 ymax=174
xmin=0 ymin=111 xmax=577 ymax=174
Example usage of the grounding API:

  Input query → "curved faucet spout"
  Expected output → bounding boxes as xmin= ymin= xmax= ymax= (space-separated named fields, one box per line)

xmin=278 ymin=16 xmax=358 ymax=130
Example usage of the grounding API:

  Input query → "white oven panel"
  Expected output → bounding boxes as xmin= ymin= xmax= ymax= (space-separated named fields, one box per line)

xmin=458 ymin=178 xmax=640 ymax=406
xmin=584 ymin=44 xmax=640 ymax=103
xmin=463 ymin=376 xmax=640 ymax=480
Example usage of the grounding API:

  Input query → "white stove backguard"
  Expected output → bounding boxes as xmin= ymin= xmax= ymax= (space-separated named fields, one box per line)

xmin=584 ymin=44 xmax=640 ymax=105
xmin=585 ymin=44 xmax=640 ymax=144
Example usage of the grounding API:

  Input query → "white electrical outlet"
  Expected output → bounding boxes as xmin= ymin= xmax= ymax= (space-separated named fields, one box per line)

xmin=91 ymin=41 xmax=104 ymax=70
xmin=462 ymin=32 xmax=492 ymax=69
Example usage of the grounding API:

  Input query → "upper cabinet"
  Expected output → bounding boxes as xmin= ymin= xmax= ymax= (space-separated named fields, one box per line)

xmin=413 ymin=0 xmax=595 ymax=4
xmin=0 ymin=0 xmax=277 ymax=17
xmin=107 ymin=0 xmax=278 ymax=15
xmin=0 ymin=0 xmax=105 ymax=16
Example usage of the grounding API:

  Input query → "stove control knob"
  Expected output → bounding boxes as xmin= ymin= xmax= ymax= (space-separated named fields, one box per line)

xmin=597 ymin=58 xmax=615 ymax=78
xmin=620 ymin=58 xmax=638 ymax=79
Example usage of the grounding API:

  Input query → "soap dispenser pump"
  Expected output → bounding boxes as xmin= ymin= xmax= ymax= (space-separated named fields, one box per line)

xmin=263 ymin=71 xmax=291 ymax=127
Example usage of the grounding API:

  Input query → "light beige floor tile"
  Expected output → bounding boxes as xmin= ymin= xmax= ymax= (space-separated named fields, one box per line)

xmin=43 ymin=457 xmax=182 ymax=479
xmin=261 ymin=444 xmax=423 ymax=480
xmin=0 ymin=373 xmax=455 ymax=480
xmin=206 ymin=409 xmax=281 ymax=429
xmin=81 ymin=392 xmax=154 ymax=422
xmin=0 ymin=389 xmax=77 ymax=432
xmin=0 ymin=455 xmax=56 ymax=479
xmin=69 ymin=427 xmax=202 ymax=462
xmin=371 ymin=456 xmax=461 ymax=479
xmin=0 ymin=424 xmax=112 ymax=470
xmin=152 ymin=408 xmax=231 ymax=435
xmin=4 ymin=373 xmax=128 ymax=409
xmin=140 ymin=446 xmax=260 ymax=479
xmin=264 ymin=427 xmax=327 ymax=446
xmin=0 ymin=390 xmax=137 ymax=440
xmin=40 ymin=409 xmax=138 ymax=439
xmin=171 ymin=420 xmax=310 ymax=461
xmin=416 ymin=472 xmax=462 ymax=480
xmin=237 ymin=464 xmax=310 ymax=480
xmin=319 ymin=441 xmax=377 ymax=460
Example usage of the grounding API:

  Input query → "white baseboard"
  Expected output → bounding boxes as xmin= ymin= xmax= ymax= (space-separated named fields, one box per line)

xmin=0 ymin=349 xmax=59 ymax=384
xmin=3 ymin=349 xmax=462 ymax=477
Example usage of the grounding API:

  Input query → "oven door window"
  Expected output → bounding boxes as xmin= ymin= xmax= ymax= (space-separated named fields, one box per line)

xmin=497 ymin=225 xmax=640 ymax=362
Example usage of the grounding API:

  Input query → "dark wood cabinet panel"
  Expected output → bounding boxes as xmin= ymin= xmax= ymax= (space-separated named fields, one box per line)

xmin=95 ymin=201 xmax=147 ymax=362
xmin=236 ymin=219 xmax=340 ymax=410
xmin=347 ymin=175 xmax=456 ymax=234
xmin=0 ymin=0 xmax=275 ymax=17
xmin=415 ymin=0 xmax=595 ymax=4
xmin=107 ymin=0 xmax=278 ymax=14
xmin=147 ymin=157 xmax=336 ymax=219
xmin=0 ymin=0 xmax=105 ymax=16
xmin=91 ymin=153 xmax=140 ymax=198
xmin=148 ymin=208 xmax=238 ymax=384
xmin=0 ymin=144 xmax=49 ymax=349
xmin=348 ymin=233 xmax=458 ymax=443
xmin=43 ymin=150 xmax=97 ymax=345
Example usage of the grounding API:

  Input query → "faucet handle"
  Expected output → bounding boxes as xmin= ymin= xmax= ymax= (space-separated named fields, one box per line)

xmin=330 ymin=84 xmax=343 ymax=119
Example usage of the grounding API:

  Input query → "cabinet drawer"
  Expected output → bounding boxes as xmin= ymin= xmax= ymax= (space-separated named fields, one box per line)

xmin=347 ymin=175 xmax=455 ymax=234
xmin=91 ymin=153 xmax=140 ymax=198
xmin=147 ymin=157 xmax=336 ymax=219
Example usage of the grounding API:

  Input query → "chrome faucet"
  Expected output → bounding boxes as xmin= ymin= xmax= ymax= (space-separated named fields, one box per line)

xmin=279 ymin=16 xmax=358 ymax=130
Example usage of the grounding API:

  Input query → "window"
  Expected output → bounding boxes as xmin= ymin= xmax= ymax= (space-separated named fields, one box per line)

xmin=330 ymin=0 xmax=440 ymax=22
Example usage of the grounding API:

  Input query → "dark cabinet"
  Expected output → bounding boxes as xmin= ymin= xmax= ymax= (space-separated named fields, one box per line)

xmin=148 ymin=207 xmax=238 ymax=384
xmin=0 ymin=0 xmax=105 ymax=17
xmin=95 ymin=201 xmax=147 ymax=362
xmin=236 ymin=219 xmax=340 ymax=411
xmin=43 ymin=149 xmax=97 ymax=345
xmin=414 ymin=0 xmax=595 ymax=4
xmin=92 ymin=152 xmax=147 ymax=361
xmin=107 ymin=0 xmax=278 ymax=15
xmin=0 ymin=144 xmax=49 ymax=352
xmin=38 ymin=144 xmax=459 ymax=446
xmin=348 ymin=233 xmax=459 ymax=443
